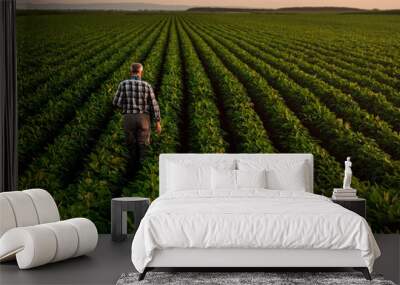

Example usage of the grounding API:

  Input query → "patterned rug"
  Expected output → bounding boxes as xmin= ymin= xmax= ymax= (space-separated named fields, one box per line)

xmin=116 ymin=271 xmax=396 ymax=285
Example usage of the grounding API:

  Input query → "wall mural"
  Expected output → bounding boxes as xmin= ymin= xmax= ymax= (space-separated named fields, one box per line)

xmin=16 ymin=8 xmax=400 ymax=233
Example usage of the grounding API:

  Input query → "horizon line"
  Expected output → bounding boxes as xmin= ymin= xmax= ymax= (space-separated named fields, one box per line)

xmin=16 ymin=3 xmax=400 ymax=11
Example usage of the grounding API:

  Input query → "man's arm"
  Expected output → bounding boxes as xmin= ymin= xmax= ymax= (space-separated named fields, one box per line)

xmin=112 ymin=83 xmax=123 ymax=108
xmin=148 ymin=85 xmax=161 ymax=134
xmin=148 ymin=86 xmax=161 ymax=122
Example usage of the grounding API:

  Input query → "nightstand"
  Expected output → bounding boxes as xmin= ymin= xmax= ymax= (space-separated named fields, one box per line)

xmin=111 ymin=197 xmax=150 ymax=242
xmin=331 ymin=197 xmax=366 ymax=219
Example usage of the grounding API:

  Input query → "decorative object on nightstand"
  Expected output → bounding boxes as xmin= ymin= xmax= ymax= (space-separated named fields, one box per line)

xmin=332 ymin=157 xmax=365 ymax=218
xmin=342 ymin=157 xmax=353 ymax=189
xmin=111 ymin=197 xmax=150 ymax=242
xmin=332 ymin=188 xmax=358 ymax=199
xmin=333 ymin=157 xmax=358 ymax=200
xmin=332 ymin=198 xmax=366 ymax=219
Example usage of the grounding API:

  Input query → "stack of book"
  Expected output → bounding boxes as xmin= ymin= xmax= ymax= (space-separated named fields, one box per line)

xmin=332 ymin=188 xmax=357 ymax=200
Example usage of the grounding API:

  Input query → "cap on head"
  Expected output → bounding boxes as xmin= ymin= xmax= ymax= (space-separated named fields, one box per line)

xmin=130 ymin=63 xmax=143 ymax=74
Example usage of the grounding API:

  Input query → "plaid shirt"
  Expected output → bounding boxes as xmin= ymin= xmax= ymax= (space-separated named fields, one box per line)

xmin=113 ymin=77 xmax=161 ymax=122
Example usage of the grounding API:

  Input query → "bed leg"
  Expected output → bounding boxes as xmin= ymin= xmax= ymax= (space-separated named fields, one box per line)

xmin=362 ymin=268 xmax=372 ymax=280
xmin=138 ymin=268 xmax=148 ymax=281
xmin=354 ymin=267 xmax=371 ymax=280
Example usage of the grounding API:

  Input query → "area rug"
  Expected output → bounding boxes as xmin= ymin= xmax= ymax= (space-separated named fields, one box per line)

xmin=116 ymin=271 xmax=396 ymax=285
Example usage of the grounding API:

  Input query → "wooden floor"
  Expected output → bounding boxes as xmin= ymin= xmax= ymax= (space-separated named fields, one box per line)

xmin=1 ymin=234 xmax=398 ymax=285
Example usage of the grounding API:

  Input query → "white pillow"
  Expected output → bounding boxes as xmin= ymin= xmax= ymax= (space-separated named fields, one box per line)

xmin=211 ymin=168 xmax=268 ymax=190
xmin=236 ymin=169 xmax=267 ymax=189
xmin=167 ymin=162 xmax=212 ymax=191
xmin=266 ymin=164 xmax=307 ymax=191
xmin=237 ymin=159 xmax=308 ymax=191
xmin=212 ymin=168 xmax=237 ymax=190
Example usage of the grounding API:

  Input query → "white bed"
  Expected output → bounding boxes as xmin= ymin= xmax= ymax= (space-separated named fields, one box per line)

xmin=131 ymin=154 xmax=380 ymax=280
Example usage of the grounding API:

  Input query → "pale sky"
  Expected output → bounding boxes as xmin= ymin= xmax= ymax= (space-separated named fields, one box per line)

xmin=29 ymin=0 xmax=400 ymax=10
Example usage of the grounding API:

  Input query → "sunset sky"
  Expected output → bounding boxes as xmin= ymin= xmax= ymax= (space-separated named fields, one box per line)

xmin=27 ymin=0 xmax=400 ymax=10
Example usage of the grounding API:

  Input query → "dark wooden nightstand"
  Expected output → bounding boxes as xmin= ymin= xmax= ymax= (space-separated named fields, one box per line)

xmin=332 ymin=198 xmax=366 ymax=219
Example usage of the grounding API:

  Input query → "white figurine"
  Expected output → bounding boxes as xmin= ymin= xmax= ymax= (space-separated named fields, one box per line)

xmin=343 ymin=157 xmax=352 ymax=189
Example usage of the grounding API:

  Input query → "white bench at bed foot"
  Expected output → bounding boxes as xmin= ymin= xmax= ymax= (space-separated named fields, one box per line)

xmin=0 ymin=189 xmax=98 ymax=269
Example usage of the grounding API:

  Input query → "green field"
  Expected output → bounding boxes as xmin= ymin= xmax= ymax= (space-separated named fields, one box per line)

xmin=16 ymin=12 xmax=400 ymax=233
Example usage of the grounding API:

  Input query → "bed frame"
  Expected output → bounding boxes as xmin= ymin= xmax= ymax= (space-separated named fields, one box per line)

xmin=139 ymin=154 xmax=371 ymax=280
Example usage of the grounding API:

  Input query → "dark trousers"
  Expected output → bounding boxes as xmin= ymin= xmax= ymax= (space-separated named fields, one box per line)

xmin=123 ymin=113 xmax=151 ymax=166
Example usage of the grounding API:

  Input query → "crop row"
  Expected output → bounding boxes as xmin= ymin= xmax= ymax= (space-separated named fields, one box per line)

xmin=17 ymin=14 xmax=399 ymax=234
xmin=18 ymin=23 xmax=144 ymax=124
xmin=18 ymin=28 xmax=111 ymax=93
xmin=214 ymin=17 xmax=400 ymax=82
xmin=176 ymin=21 xmax=228 ymax=153
xmin=17 ymin=27 xmax=96 ymax=71
xmin=266 ymin=39 xmax=400 ymax=108
xmin=60 ymin=115 xmax=127 ymax=233
xmin=17 ymin=16 xmax=158 ymax=100
xmin=16 ymin=14 xmax=139 ymax=69
xmin=231 ymin=22 xmax=400 ymax=95
xmin=300 ymin=36 xmax=400 ymax=72
xmin=258 ymin=39 xmax=400 ymax=122
xmin=261 ymin=34 xmax=400 ymax=103
xmin=296 ymin=35 xmax=398 ymax=78
xmin=203 ymin=23 xmax=400 ymax=159
xmin=123 ymin=18 xmax=231 ymax=204
xmin=123 ymin=19 xmax=183 ymax=202
xmin=181 ymin=21 xmax=275 ymax=154
xmin=189 ymin=20 xmax=400 ymax=190
xmin=180 ymin=18 xmax=341 ymax=191
xmin=180 ymin=18 xmax=398 ymax=232
xmin=216 ymin=24 xmax=400 ymax=122
xmin=124 ymin=17 xmax=231 ymax=202
xmin=268 ymin=42 xmax=400 ymax=108
xmin=239 ymin=23 xmax=400 ymax=81
xmin=188 ymin=18 xmax=396 ymax=186
xmin=17 ymin=21 xmax=108 ymax=84
xmin=294 ymin=58 xmax=400 ymax=130
xmin=18 ymin=20 xmax=169 ymax=194
xmin=222 ymin=23 xmax=399 ymax=102
xmin=61 ymin=20 xmax=173 ymax=232
xmin=18 ymin=22 xmax=161 ymax=171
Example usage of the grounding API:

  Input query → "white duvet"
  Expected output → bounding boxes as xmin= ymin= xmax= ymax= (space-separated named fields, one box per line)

xmin=131 ymin=190 xmax=380 ymax=273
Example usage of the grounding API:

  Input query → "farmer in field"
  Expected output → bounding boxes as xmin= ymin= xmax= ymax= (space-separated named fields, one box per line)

xmin=113 ymin=63 xmax=161 ymax=167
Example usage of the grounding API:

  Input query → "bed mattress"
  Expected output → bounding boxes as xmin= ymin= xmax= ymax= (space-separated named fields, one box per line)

xmin=131 ymin=190 xmax=380 ymax=273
